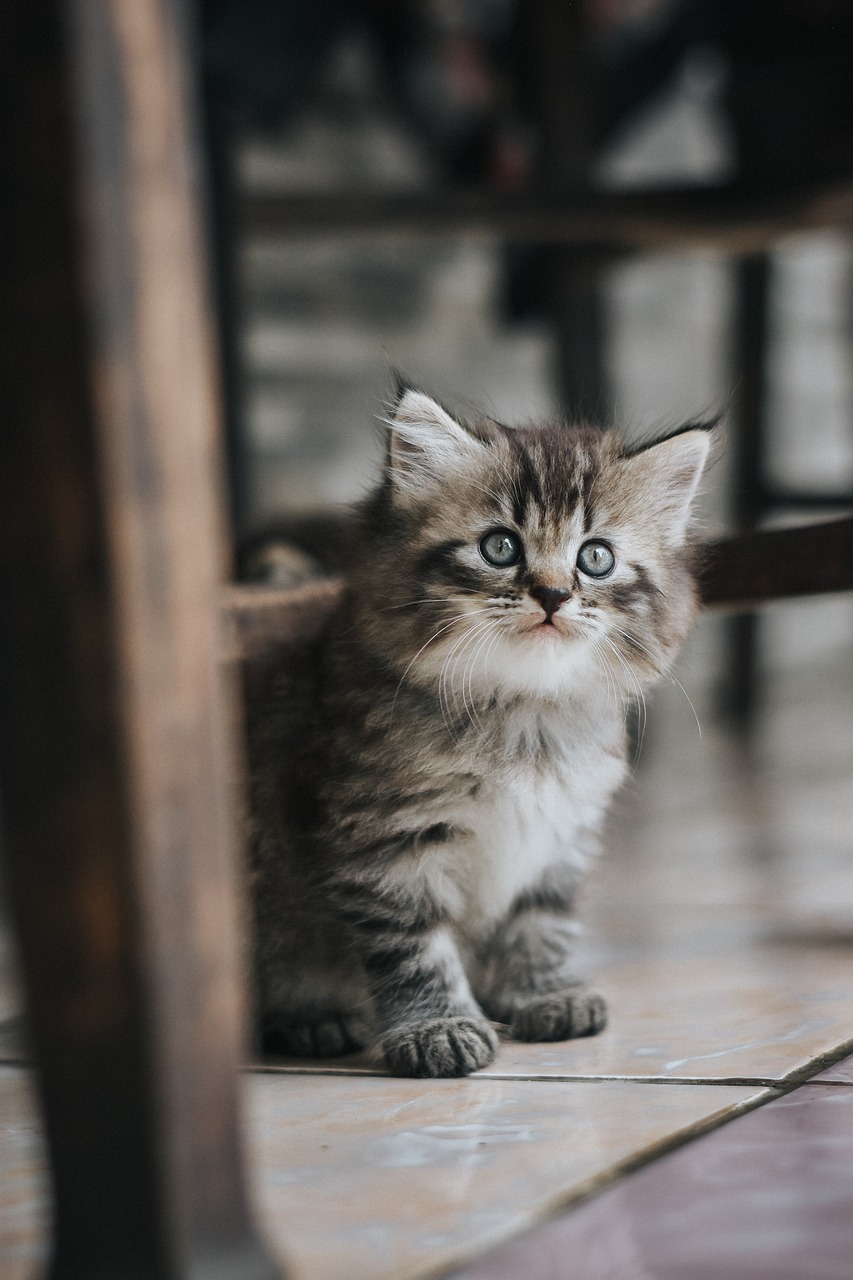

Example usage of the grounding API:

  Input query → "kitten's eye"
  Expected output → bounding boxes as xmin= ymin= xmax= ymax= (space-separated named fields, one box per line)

xmin=480 ymin=528 xmax=523 ymax=567
xmin=577 ymin=540 xmax=615 ymax=578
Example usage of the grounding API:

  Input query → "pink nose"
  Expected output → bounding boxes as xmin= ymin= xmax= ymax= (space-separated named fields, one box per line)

xmin=530 ymin=585 xmax=571 ymax=619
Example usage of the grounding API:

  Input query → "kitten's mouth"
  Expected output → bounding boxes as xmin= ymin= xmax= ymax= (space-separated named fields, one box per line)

xmin=519 ymin=615 xmax=575 ymax=639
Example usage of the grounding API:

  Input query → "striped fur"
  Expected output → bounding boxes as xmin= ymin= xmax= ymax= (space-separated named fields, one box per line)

xmin=246 ymin=389 xmax=713 ymax=1077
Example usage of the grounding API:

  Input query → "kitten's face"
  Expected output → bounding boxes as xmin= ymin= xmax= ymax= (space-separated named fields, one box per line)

xmin=356 ymin=391 xmax=712 ymax=707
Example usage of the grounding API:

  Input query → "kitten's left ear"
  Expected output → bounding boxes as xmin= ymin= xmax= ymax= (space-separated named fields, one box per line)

xmin=623 ymin=422 xmax=716 ymax=542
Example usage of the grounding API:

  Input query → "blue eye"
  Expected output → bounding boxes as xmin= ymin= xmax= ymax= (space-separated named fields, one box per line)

xmin=577 ymin=540 xmax=615 ymax=578
xmin=480 ymin=529 xmax=522 ymax=567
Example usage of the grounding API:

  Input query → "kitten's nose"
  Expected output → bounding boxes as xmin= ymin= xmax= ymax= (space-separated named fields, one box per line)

xmin=530 ymin=584 xmax=571 ymax=620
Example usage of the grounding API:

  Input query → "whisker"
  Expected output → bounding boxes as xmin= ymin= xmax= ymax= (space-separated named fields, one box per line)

xmin=595 ymin=631 xmax=648 ymax=768
xmin=390 ymin=608 xmax=495 ymax=720
xmin=584 ymin=633 xmax=620 ymax=718
xmin=439 ymin=618 xmax=495 ymax=739
xmin=379 ymin=592 xmax=481 ymax=613
xmin=448 ymin=620 xmax=494 ymax=728
xmin=479 ymin=622 xmax=506 ymax=717
xmin=668 ymin=671 xmax=703 ymax=739
xmin=461 ymin=620 xmax=500 ymax=733
xmin=608 ymin=623 xmax=702 ymax=740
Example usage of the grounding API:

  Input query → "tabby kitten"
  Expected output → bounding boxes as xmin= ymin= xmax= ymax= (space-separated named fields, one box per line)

xmin=247 ymin=386 xmax=713 ymax=1078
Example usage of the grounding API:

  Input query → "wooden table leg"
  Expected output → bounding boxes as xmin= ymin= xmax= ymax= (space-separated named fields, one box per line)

xmin=725 ymin=252 xmax=772 ymax=732
xmin=0 ymin=2 xmax=283 ymax=1276
xmin=518 ymin=0 xmax=612 ymax=422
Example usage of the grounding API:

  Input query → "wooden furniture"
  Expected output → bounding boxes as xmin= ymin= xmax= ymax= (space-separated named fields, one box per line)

xmin=0 ymin=1 xmax=281 ymax=1276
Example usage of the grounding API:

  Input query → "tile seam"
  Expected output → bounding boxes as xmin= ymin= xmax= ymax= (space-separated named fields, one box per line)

xmin=3 ymin=1049 xmax=851 ymax=1087
xmin=244 ymin=1064 xmax=784 ymax=1086
xmin=422 ymin=1086 xmax=784 ymax=1280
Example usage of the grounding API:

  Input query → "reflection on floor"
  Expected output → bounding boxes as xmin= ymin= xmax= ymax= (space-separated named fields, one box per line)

xmin=454 ymin=1072 xmax=853 ymax=1280
xmin=0 ymin=610 xmax=851 ymax=1280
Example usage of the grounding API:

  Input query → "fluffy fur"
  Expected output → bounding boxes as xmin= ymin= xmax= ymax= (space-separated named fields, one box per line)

xmin=246 ymin=387 xmax=713 ymax=1077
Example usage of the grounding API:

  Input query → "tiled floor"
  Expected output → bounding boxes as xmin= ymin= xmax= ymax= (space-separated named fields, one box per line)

xmin=452 ymin=1073 xmax=853 ymax=1280
xmin=1 ymin=613 xmax=852 ymax=1280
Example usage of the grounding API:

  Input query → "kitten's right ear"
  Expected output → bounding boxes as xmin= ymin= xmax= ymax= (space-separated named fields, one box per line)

xmin=383 ymin=387 xmax=486 ymax=498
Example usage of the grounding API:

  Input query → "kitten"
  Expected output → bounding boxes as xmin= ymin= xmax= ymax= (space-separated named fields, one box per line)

xmin=246 ymin=385 xmax=713 ymax=1078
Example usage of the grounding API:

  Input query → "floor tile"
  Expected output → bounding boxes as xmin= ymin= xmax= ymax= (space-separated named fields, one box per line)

xmin=253 ymin=905 xmax=853 ymax=1084
xmin=480 ymin=907 xmax=853 ymax=1083
xmin=248 ymin=1075 xmax=769 ymax=1280
xmin=452 ymin=1083 xmax=853 ymax=1280
xmin=0 ymin=1064 xmax=766 ymax=1280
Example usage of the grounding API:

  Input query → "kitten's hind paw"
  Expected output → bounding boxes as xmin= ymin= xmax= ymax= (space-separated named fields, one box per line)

xmin=510 ymin=989 xmax=607 ymax=1042
xmin=262 ymin=1015 xmax=366 ymax=1059
xmin=380 ymin=1016 xmax=497 ymax=1077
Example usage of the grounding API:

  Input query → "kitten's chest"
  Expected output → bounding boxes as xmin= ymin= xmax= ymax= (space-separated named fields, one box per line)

xmin=439 ymin=712 xmax=626 ymax=931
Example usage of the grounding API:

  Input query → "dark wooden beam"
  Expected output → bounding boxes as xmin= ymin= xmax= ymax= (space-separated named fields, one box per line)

xmin=223 ymin=580 xmax=344 ymax=665
xmin=699 ymin=516 xmax=853 ymax=611
xmin=757 ymin=488 xmax=853 ymax=510
xmin=238 ymin=179 xmax=853 ymax=254
xmin=0 ymin=1 xmax=282 ymax=1276
xmin=222 ymin=517 xmax=853 ymax=664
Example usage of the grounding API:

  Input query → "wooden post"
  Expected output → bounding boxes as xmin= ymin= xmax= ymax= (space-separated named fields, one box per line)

xmin=0 ymin=1 xmax=282 ymax=1277
xmin=518 ymin=0 xmax=611 ymax=422
xmin=725 ymin=253 xmax=772 ymax=731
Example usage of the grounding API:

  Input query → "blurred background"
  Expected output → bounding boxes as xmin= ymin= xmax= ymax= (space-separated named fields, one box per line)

xmin=200 ymin=0 xmax=853 ymax=733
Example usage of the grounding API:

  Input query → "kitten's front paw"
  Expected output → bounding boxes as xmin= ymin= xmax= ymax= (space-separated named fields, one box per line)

xmin=380 ymin=1016 xmax=497 ymax=1077
xmin=510 ymin=989 xmax=607 ymax=1042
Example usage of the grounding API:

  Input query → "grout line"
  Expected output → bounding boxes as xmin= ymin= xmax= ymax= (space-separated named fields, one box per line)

xmin=777 ymin=1035 xmax=853 ymax=1085
xmin=0 ymin=1049 xmax=786 ymax=1086
xmin=797 ymin=1078 xmax=853 ymax=1086
xmin=430 ymin=1061 xmax=853 ymax=1278
xmin=244 ymin=1063 xmax=788 ymax=1087
xmin=428 ymin=1086 xmax=786 ymax=1280
xmin=246 ymin=1035 xmax=853 ymax=1085
xmin=473 ymin=1074 xmax=782 ymax=1086
xmin=245 ymin=1040 xmax=853 ymax=1086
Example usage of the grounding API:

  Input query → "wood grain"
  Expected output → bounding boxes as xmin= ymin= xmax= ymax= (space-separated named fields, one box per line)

xmin=0 ymin=0 xmax=281 ymax=1276
xmin=699 ymin=516 xmax=853 ymax=611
